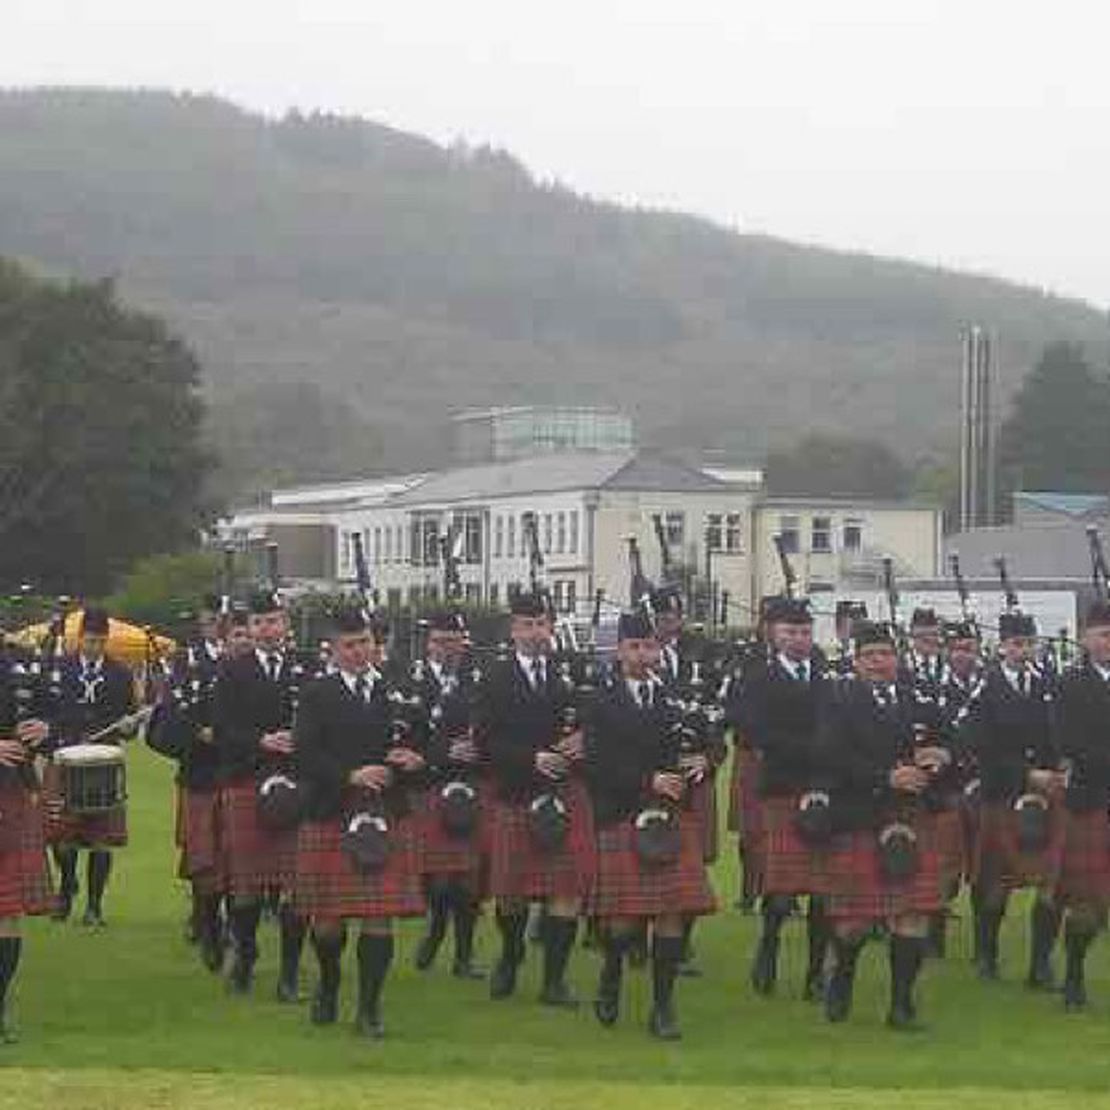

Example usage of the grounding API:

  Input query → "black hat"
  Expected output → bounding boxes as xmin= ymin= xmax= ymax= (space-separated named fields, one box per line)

xmin=1085 ymin=600 xmax=1110 ymax=630
xmin=510 ymin=590 xmax=548 ymax=618
xmin=80 ymin=607 xmax=110 ymax=637
xmin=248 ymin=588 xmax=283 ymax=615
xmin=943 ymin=619 xmax=980 ymax=642
xmin=910 ymin=608 xmax=940 ymax=630
xmin=836 ymin=600 xmax=868 ymax=622
xmin=650 ymin=586 xmax=684 ymax=616
xmin=854 ymin=620 xmax=896 ymax=649
xmin=618 ymin=610 xmax=656 ymax=642
xmin=764 ymin=596 xmax=813 ymax=626
xmin=999 ymin=612 xmax=1037 ymax=640
xmin=332 ymin=606 xmax=369 ymax=636
xmin=426 ymin=608 xmax=467 ymax=634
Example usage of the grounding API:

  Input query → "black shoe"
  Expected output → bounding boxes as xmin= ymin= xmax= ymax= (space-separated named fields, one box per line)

xmin=802 ymin=970 xmax=826 ymax=1002
xmin=887 ymin=1003 xmax=926 ymax=1032
xmin=354 ymin=1008 xmax=385 ymax=1040
xmin=1063 ymin=979 xmax=1087 ymax=1012
xmin=825 ymin=973 xmax=854 ymax=1023
xmin=750 ymin=939 xmax=778 ymax=996
xmin=539 ymin=981 xmax=580 ymax=1009
xmin=451 ymin=959 xmax=487 ymax=981
xmin=0 ymin=1019 xmax=17 ymax=1045
xmin=276 ymin=976 xmax=302 ymax=1004
xmin=975 ymin=956 xmax=999 ymax=982
xmin=227 ymin=959 xmax=254 ymax=995
xmin=200 ymin=935 xmax=226 ymax=974
xmin=1026 ymin=960 xmax=1055 ymax=992
xmin=51 ymin=896 xmax=72 ymax=923
xmin=310 ymin=986 xmax=339 ymax=1025
xmin=489 ymin=959 xmax=518 ymax=1000
xmin=414 ymin=933 xmax=441 ymax=972
xmin=594 ymin=994 xmax=619 ymax=1026
xmin=81 ymin=907 xmax=106 ymax=928
xmin=648 ymin=1003 xmax=681 ymax=1041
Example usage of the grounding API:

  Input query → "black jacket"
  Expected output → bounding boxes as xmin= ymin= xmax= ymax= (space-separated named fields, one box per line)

xmin=212 ymin=650 xmax=312 ymax=782
xmin=146 ymin=642 xmax=222 ymax=790
xmin=732 ymin=652 xmax=831 ymax=796
xmin=294 ymin=671 xmax=414 ymax=821
xmin=586 ymin=677 xmax=680 ymax=828
xmin=49 ymin=654 xmax=136 ymax=751
xmin=1056 ymin=661 xmax=1110 ymax=813
xmin=476 ymin=655 xmax=576 ymax=802
xmin=958 ymin=663 xmax=1059 ymax=803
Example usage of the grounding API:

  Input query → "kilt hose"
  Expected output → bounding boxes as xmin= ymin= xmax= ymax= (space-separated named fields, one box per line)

xmin=178 ymin=786 xmax=221 ymax=895
xmin=592 ymin=812 xmax=716 ymax=920
xmin=825 ymin=814 xmax=943 ymax=932
xmin=975 ymin=801 xmax=1064 ymax=893
xmin=0 ymin=782 xmax=55 ymax=918
xmin=418 ymin=784 xmax=486 ymax=890
xmin=218 ymin=776 xmax=297 ymax=898
xmin=758 ymin=794 xmax=832 ymax=897
xmin=486 ymin=780 xmax=596 ymax=904
xmin=293 ymin=810 xmax=424 ymax=925
xmin=42 ymin=763 xmax=128 ymax=849
xmin=1056 ymin=809 xmax=1110 ymax=907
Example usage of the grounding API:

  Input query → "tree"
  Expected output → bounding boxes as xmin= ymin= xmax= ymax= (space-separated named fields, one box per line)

xmin=0 ymin=260 xmax=209 ymax=594
xmin=997 ymin=342 xmax=1110 ymax=512
xmin=102 ymin=550 xmax=226 ymax=636
xmin=763 ymin=433 xmax=913 ymax=499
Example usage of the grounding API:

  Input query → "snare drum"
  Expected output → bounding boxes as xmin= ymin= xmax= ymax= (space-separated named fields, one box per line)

xmin=54 ymin=744 xmax=127 ymax=815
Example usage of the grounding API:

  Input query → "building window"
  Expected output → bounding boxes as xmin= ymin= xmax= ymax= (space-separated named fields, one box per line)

xmin=778 ymin=516 xmax=800 ymax=555
xmin=465 ymin=583 xmax=481 ymax=604
xmin=397 ymin=525 xmax=405 ymax=562
xmin=726 ymin=513 xmax=744 ymax=553
xmin=706 ymin=514 xmax=723 ymax=552
xmin=373 ymin=527 xmax=382 ymax=564
xmin=543 ymin=513 xmax=553 ymax=554
xmin=556 ymin=512 xmax=566 ymax=554
xmin=463 ymin=514 xmax=482 ymax=565
xmin=488 ymin=582 xmax=499 ymax=608
xmin=383 ymin=525 xmax=392 ymax=563
xmin=522 ymin=512 xmax=537 ymax=557
xmin=494 ymin=516 xmax=504 ymax=558
xmin=411 ymin=517 xmax=440 ymax=567
xmin=340 ymin=531 xmax=353 ymax=575
xmin=564 ymin=580 xmax=577 ymax=614
xmin=664 ymin=511 xmax=685 ymax=549
xmin=507 ymin=515 xmax=516 ymax=558
xmin=811 ymin=516 xmax=832 ymax=554
xmin=843 ymin=519 xmax=863 ymax=552
xmin=569 ymin=510 xmax=579 ymax=555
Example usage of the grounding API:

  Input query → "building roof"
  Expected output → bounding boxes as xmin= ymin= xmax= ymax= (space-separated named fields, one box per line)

xmin=388 ymin=450 xmax=729 ymax=507
xmin=1013 ymin=491 xmax=1110 ymax=518
xmin=268 ymin=474 xmax=428 ymax=510
xmin=758 ymin=496 xmax=941 ymax=512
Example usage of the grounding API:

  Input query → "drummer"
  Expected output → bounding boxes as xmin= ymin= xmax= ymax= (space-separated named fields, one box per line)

xmin=45 ymin=607 xmax=138 ymax=926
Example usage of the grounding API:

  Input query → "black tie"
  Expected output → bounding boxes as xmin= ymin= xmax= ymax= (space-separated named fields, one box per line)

xmin=355 ymin=673 xmax=369 ymax=702
xmin=639 ymin=682 xmax=651 ymax=709
xmin=267 ymin=654 xmax=281 ymax=682
xmin=532 ymin=658 xmax=544 ymax=690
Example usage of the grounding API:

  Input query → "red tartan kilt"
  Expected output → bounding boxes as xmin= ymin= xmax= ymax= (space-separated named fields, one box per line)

xmin=293 ymin=811 xmax=424 ymax=922
xmin=0 ymin=783 xmax=55 ymax=918
xmin=592 ymin=813 xmax=716 ymax=919
xmin=417 ymin=783 xmax=485 ymax=884
xmin=1056 ymin=810 xmax=1110 ymax=906
xmin=218 ymin=777 xmax=297 ymax=897
xmin=42 ymin=764 xmax=127 ymax=848
xmin=728 ymin=743 xmax=760 ymax=836
xmin=825 ymin=816 xmax=942 ymax=928
xmin=760 ymin=794 xmax=832 ymax=896
xmin=975 ymin=801 xmax=1064 ymax=890
xmin=933 ymin=806 xmax=964 ymax=892
xmin=688 ymin=776 xmax=719 ymax=864
xmin=487 ymin=784 xmax=595 ymax=903
xmin=180 ymin=787 xmax=221 ymax=892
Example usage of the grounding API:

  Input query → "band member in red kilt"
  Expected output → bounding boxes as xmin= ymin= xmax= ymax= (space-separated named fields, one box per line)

xmin=0 ymin=648 xmax=54 ymax=1042
xmin=1053 ymin=600 xmax=1110 ymax=1010
xmin=293 ymin=608 xmax=425 ymax=1039
xmin=476 ymin=590 xmax=592 ymax=1008
xmin=147 ymin=597 xmax=229 ymax=971
xmin=735 ymin=595 xmax=835 ymax=1000
xmin=587 ymin=611 xmax=715 ymax=1040
xmin=410 ymin=609 xmax=486 ymax=979
xmin=45 ymin=607 xmax=136 ymax=926
xmin=213 ymin=589 xmax=314 ymax=999
xmin=958 ymin=611 xmax=1064 ymax=987
xmin=820 ymin=622 xmax=950 ymax=1031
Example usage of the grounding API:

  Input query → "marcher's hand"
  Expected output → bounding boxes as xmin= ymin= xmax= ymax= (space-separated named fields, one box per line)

xmin=535 ymin=750 xmax=568 ymax=780
xmin=890 ymin=764 xmax=929 ymax=793
xmin=652 ymin=772 xmax=685 ymax=802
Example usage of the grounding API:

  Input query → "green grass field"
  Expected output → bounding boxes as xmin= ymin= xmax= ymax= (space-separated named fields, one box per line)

xmin=5 ymin=745 xmax=1110 ymax=1108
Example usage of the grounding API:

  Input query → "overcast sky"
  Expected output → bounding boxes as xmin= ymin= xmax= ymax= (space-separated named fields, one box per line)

xmin=8 ymin=0 xmax=1110 ymax=307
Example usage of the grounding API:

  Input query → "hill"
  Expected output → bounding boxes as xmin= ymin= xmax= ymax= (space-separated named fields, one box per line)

xmin=2 ymin=87 xmax=1107 ymax=498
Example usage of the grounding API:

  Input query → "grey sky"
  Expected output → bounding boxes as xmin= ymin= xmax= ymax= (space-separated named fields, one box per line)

xmin=8 ymin=0 xmax=1110 ymax=306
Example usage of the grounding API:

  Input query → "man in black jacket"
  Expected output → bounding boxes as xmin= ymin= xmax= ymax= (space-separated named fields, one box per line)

xmin=212 ymin=590 xmax=314 ymax=999
xmin=477 ymin=590 xmax=591 ymax=1008
xmin=46 ymin=607 xmax=137 ymax=926
xmin=586 ymin=611 xmax=715 ymax=1040
xmin=736 ymin=596 xmax=834 ymax=1000
xmin=958 ymin=611 xmax=1065 ymax=986
xmin=292 ymin=608 xmax=426 ymax=1039
xmin=1053 ymin=600 xmax=1110 ymax=1009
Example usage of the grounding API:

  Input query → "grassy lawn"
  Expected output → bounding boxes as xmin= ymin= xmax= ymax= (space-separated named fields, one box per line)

xmin=5 ymin=745 xmax=1110 ymax=1106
